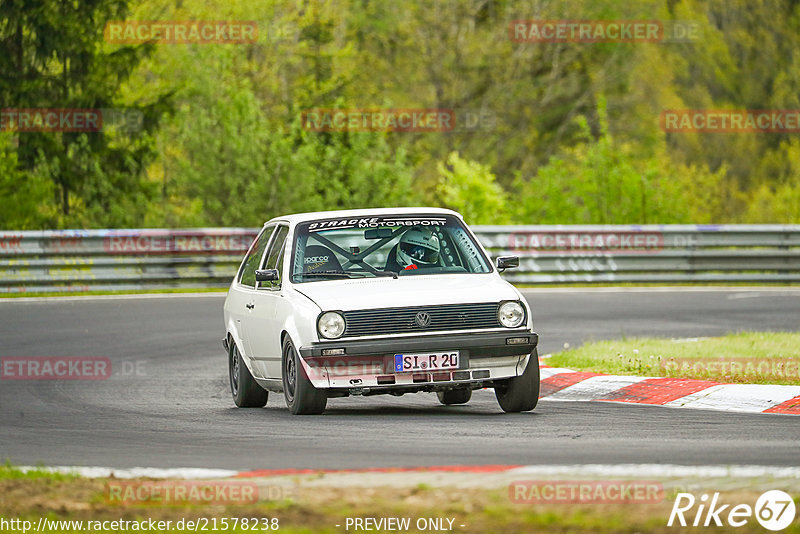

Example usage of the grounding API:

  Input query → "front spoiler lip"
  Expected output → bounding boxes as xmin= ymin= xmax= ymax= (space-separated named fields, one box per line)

xmin=298 ymin=330 xmax=538 ymax=358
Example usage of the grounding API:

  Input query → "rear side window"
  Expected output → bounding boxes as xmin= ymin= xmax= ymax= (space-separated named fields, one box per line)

xmin=238 ymin=226 xmax=274 ymax=288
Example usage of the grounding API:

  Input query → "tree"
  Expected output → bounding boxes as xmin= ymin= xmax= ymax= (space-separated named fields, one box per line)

xmin=512 ymin=97 xmax=727 ymax=224
xmin=0 ymin=0 xmax=171 ymax=228
xmin=436 ymin=151 xmax=509 ymax=224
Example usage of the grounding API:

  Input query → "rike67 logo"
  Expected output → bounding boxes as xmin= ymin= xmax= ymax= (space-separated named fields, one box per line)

xmin=668 ymin=491 xmax=796 ymax=530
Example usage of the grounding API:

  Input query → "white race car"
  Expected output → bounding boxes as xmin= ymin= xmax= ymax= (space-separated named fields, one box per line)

xmin=223 ymin=208 xmax=539 ymax=414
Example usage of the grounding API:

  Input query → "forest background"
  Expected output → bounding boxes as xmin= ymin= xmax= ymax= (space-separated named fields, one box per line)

xmin=2 ymin=0 xmax=799 ymax=229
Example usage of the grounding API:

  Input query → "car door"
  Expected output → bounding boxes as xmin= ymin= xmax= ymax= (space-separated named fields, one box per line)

xmin=230 ymin=225 xmax=275 ymax=379
xmin=244 ymin=224 xmax=289 ymax=379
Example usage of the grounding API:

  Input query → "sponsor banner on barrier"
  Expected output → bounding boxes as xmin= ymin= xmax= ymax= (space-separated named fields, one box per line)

xmin=510 ymin=480 xmax=664 ymax=504
xmin=508 ymin=231 xmax=664 ymax=253
xmin=0 ymin=234 xmax=23 ymax=253
xmin=44 ymin=236 xmax=88 ymax=253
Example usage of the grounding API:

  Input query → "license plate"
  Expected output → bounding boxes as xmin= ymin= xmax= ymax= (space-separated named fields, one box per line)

xmin=394 ymin=351 xmax=460 ymax=373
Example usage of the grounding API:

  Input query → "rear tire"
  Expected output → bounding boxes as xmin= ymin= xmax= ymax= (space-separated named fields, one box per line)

xmin=495 ymin=349 xmax=540 ymax=413
xmin=282 ymin=337 xmax=327 ymax=415
xmin=437 ymin=389 xmax=472 ymax=405
xmin=229 ymin=340 xmax=268 ymax=408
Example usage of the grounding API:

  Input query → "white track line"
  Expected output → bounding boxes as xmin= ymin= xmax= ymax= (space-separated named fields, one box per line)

xmin=544 ymin=375 xmax=651 ymax=401
xmin=539 ymin=366 xmax=577 ymax=379
xmin=17 ymin=466 xmax=238 ymax=479
xmin=520 ymin=287 xmax=800 ymax=294
xmin=18 ymin=464 xmax=800 ymax=480
xmin=665 ymin=384 xmax=800 ymax=413
xmin=0 ymin=293 xmax=226 ymax=304
xmin=509 ymin=464 xmax=800 ymax=479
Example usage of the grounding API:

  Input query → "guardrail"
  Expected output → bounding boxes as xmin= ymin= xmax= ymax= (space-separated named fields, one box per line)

xmin=1 ymin=225 xmax=798 ymax=292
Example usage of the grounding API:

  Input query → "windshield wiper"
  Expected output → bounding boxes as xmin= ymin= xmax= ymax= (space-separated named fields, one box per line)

xmin=293 ymin=270 xmax=366 ymax=280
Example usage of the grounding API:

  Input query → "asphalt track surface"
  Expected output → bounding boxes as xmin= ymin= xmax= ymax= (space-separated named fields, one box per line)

xmin=1 ymin=289 xmax=798 ymax=470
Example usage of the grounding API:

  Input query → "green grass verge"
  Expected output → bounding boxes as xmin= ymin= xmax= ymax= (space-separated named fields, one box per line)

xmin=0 ymin=460 xmax=79 ymax=481
xmin=3 ymin=471 xmax=796 ymax=533
xmin=547 ymin=332 xmax=800 ymax=385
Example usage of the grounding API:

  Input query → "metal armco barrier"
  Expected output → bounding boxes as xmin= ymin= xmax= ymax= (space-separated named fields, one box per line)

xmin=0 ymin=229 xmax=258 ymax=293
xmin=0 ymin=225 xmax=799 ymax=293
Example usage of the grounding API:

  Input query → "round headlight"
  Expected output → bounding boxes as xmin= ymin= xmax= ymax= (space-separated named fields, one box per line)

xmin=318 ymin=311 xmax=346 ymax=339
xmin=498 ymin=301 xmax=525 ymax=328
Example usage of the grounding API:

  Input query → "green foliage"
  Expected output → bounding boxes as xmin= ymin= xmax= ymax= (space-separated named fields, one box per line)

xmin=512 ymin=98 xmax=728 ymax=224
xmin=436 ymin=152 xmax=509 ymax=224
xmin=156 ymin=84 xmax=416 ymax=226
xmin=743 ymin=138 xmax=800 ymax=222
xmin=0 ymin=0 xmax=171 ymax=229
xmin=2 ymin=0 xmax=800 ymax=228
xmin=745 ymin=182 xmax=800 ymax=223
xmin=0 ymin=134 xmax=55 ymax=229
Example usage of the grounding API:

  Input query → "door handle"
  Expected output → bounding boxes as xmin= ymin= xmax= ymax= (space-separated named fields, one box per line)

xmin=246 ymin=303 xmax=255 ymax=309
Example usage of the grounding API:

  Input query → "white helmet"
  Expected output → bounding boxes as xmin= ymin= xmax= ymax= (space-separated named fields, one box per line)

xmin=397 ymin=228 xmax=440 ymax=268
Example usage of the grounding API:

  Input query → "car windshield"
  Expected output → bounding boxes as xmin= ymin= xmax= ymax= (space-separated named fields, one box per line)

xmin=290 ymin=214 xmax=492 ymax=283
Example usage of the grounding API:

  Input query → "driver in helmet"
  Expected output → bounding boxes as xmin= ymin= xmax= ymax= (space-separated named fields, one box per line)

xmin=385 ymin=227 xmax=441 ymax=272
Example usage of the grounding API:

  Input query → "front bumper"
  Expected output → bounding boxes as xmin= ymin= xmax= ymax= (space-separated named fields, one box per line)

xmin=298 ymin=330 xmax=538 ymax=391
xmin=299 ymin=330 xmax=538 ymax=358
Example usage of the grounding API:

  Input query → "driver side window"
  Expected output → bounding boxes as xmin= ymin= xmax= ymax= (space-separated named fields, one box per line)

xmin=259 ymin=225 xmax=289 ymax=289
xmin=238 ymin=226 xmax=274 ymax=288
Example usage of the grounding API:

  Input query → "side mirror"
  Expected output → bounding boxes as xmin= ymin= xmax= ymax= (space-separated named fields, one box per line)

xmin=255 ymin=269 xmax=279 ymax=282
xmin=496 ymin=256 xmax=519 ymax=272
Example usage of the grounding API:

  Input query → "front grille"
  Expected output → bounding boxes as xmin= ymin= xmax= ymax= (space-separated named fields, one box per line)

xmin=342 ymin=302 xmax=500 ymax=337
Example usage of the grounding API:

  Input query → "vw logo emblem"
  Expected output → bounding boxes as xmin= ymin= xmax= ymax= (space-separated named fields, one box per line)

xmin=414 ymin=311 xmax=431 ymax=328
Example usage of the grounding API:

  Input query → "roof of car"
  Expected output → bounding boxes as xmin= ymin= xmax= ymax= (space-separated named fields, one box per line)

xmin=263 ymin=207 xmax=462 ymax=226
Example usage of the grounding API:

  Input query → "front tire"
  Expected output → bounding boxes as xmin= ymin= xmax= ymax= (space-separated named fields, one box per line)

xmin=437 ymin=389 xmax=472 ymax=405
xmin=282 ymin=337 xmax=327 ymax=415
xmin=495 ymin=349 xmax=540 ymax=413
xmin=229 ymin=340 xmax=268 ymax=408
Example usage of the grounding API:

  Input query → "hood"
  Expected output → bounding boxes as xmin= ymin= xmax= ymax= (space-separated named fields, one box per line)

xmin=292 ymin=274 xmax=519 ymax=311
